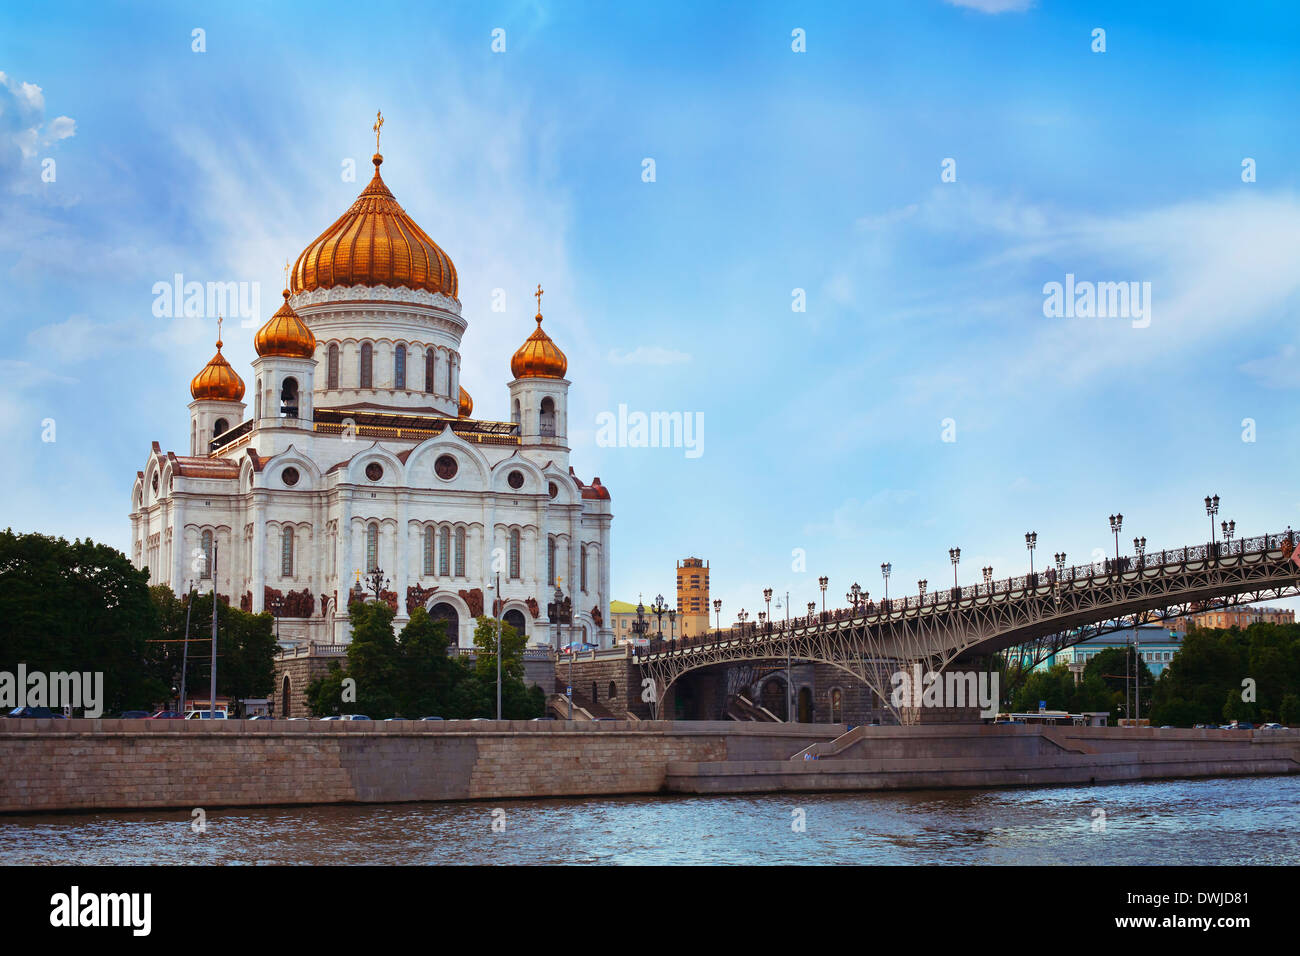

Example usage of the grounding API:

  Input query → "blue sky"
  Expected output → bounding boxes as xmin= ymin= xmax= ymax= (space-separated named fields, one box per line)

xmin=3 ymin=0 xmax=1300 ymax=619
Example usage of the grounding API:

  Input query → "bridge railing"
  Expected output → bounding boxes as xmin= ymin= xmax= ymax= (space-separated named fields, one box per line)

xmin=634 ymin=529 xmax=1296 ymax=659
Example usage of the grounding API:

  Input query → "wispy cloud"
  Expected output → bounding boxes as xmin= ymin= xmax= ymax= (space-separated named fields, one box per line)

xmin=944 ymin=0 xmax=1036 ymax=13
xmin=607 ymin=346 xmax=691 ymax=365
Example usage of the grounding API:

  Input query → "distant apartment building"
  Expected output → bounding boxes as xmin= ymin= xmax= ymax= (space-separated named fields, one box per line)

xmin=1178 ymin=605 xmax=1295 ymax=631
xmin=609 ymin=595 xmax=710 ymax=643
xmin=1026 ymin=625 xmax=1183 ymax=677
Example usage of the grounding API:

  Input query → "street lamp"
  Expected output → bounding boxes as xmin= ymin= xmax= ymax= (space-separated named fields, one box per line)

xmin=712 ymin=598 xmax=722 ymax=632
xmin=881 ymin=562 xmax=892 ymax=610
xmin=818 ymin=575 xmax=828 ymax=620
xmin=1133 ymin=538 xmax=1147 ymax=567
xmin=737 ymin=609 xmax=748 ymax=631
xmin=668 ymin=608 xmax=676 ymax=641
xmin=1220 ymin=520 xmax=1235 ymax=546
xmin=269 ymin=594 xmax=284 ymax=645
xmin=365 ymin=567 xmax=390 ymax=602
xmin=1109 ymin=514 xmax=1123 ymax=571
xmin=806 ymin=602 xmax=816 ymax=627
xmin=1205 ymin=494 xmax=1220 ymax=547
xmin=917 ymin=579 xmax=927 ymax=602
xmin=651 ymin=593 xmax=667 ymax=637
xmin=763 ymin=587 xmax=773 ymax=633
xmin=982 ymin=566 xmax=993 ymax=590
xmin=1025 ymin=532 xmax=1038 ymax=576
xmin=949 ymin=547 xmax=961 ymax=591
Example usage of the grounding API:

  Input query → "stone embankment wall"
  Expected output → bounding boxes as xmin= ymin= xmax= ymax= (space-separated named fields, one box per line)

xmin=0 ymin=719 xmax=834 ymax=814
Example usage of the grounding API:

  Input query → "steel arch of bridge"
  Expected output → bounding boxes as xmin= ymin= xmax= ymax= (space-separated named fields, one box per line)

xmin=635 ymin=531 xmax=1300 ymax=721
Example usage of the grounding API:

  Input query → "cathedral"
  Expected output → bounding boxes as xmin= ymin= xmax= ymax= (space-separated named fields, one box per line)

xmin=129 ymin=126 xmax=614 ymax=651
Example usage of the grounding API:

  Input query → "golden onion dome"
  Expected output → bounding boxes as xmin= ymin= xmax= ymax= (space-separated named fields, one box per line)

xmin=510 ymin=310 xmax=568 ymax=380
xmin=255 ymin=289 xmax=317 ymax=358
xmin=458 ymin=385 xmax=473 ymax=418
xmin=290 ymin=153 xmax=457 ymax=299
xmin=190 ymin=333 xmax=245 ymax=402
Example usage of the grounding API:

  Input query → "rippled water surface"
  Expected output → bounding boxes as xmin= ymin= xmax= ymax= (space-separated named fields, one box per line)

xmin=3 ymin=776 xmax=1297 ymax=865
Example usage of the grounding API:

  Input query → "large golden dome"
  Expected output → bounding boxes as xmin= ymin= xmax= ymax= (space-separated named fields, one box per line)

xmin=290 ymin=153 xmax=458 ymax=299
xmin=190 ymin=334 xmax=245 ymax=402
xmin=511 ymin=309 xmax=568 ymax=380
xmin=255 ymin=290 xmax=316 ymax=358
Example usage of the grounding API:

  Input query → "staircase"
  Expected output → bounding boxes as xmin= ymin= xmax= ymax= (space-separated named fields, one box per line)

xmin=546 ymin=690 xmax=616 ymax=720
xmin=727 ymin=694 xmax=782 ymax=722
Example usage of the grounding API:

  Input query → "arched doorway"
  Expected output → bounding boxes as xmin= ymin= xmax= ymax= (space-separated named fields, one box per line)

xmin=761 ymin=678 xmax=788 ymax=721
xmin=430 ymin=602 xmax=460 ymax=649
xmin=503 ymin=609 xmax=527 ymax=642
xmin=797 ymin=687 xmax=812 ymax=723
xmin=281 ymin=675 xmax=291 ymax=718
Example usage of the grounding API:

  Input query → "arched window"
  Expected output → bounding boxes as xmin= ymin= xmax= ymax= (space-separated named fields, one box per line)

xmin=213 ymin=418 xmax=228 ymax=442
xmin=200 ymin=530 xmax=213 ymax=579
xmin=394 ymin=344 xmax=407 ymax=390
xmin=255 ymin=378 xmax=262 ymax=419
xmin=366 ymin=522 xmax=378 ymax=572
xmin=446 ymin=356 xmax=453 ymax=395
xmin=608 ymin=681 xmax=617 ymax=702
xmin=190 ymin=420 xmax=197 ymax=455
xmin=360 ymin=342 xmax=373 ymax=389
xmin=280 ymin=377 xmax=298 ymax=417
xmin=455 ymin=527 xmax=466 ymax=577
xmin=438 ymin=526 xmax=451 ymax=577
xmin=423 ymin=526 xmax=436 ymax=576
xmin=425 ymin=349 xmax=436 ymax=393
xmin=547 ymin=537 xmax=556 ymax=586
xmin=281 ymin=526 xmax=294 ymax=577
xmin=581 ymin=547 xmax=588 ymax=593
xmin=509 ymin=529 xmax=521 ymax=580
xmin=327 ymin=343 xmax=339 ymax=389
xmin=540 ymin=397 xmax=556 ymax=437
xmin=512 ymin=399 xmax=521 ymax=425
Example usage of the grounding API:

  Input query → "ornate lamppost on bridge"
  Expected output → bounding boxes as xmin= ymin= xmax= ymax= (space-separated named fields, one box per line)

xmin=1109 ymin=514 xmax=1123 ymax=573
xmin=818 ymin=575 xmax=828 ymax=622
xmin=917 ymin=581 xmax=927 ymax=604
xmin=982 ymin=566 xmax=993 ymax=591
xmin=269 ymin=594 xmax=285 ymax=646
xmin=1133 ymin=537 xmax=1147 ymax=568
xmin=1054 ymin=551 xmax=1067 ymax=581
xmin=1025 ymin=532 xmax=1038 ymax=579
xmin=1220 ymin=520 xmax=1235 ymax=551
xmin=881 ymin=562 xmax=892 ymax=611
xmin=736 ymin=608 xmax=748 ymax=634
xmin=807 ymin=602 xmax=816 ymax=631
xmin=651 ymin=593 xmax=667 ymax=637
xmin=847 ymin=582 xmax=867 ymax=612
xmin=1205 ymin=494 xmax=1220 ymax=550
xmin=668 ymin=607 xmax=676 ymax=641
xmin=712 ymin=598 xmax=722 ymax=633
xmin=763 ymin=587 xmax=773 ymax=634
xmin=949 ymin=547 xmax=961 ymax=596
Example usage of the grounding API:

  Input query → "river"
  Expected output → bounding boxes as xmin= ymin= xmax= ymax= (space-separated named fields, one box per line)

xmin=3 ymin=775 xmax=1296 ymax=865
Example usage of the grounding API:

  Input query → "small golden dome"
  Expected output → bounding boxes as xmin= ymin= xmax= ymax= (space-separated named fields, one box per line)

xmin=458 ymin=385 xmax=473 ymax=418
xmin=511 ymin=310 xmax=568 ymax=380
xmin=291 ymin=153 xmax=457 ymax=299
xmin=190 ymin=333 xmax=245 ymax=402
xmin=255 ymin=290 xmax=316 ymax=358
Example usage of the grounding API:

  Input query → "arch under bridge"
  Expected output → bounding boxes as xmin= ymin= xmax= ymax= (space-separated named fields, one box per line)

xmin=633 ymin=530 xmax=1300 ymax=722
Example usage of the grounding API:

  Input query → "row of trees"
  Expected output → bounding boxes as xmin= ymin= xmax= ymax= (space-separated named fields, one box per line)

xmin=0 ymin=530 xmax=277 ymax=714
xmin=1004 ymin=622 xmax=1300 ymax=725
xmin=303 ymin=602 xmax=546 ymax=719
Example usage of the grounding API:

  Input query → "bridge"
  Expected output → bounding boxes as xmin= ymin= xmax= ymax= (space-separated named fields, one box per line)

xmin=631 ymin=530 xmax=1300 ymax=722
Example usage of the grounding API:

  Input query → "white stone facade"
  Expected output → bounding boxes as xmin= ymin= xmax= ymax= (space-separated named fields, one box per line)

xmin=130 ymin=283 xmax=614 ymax=649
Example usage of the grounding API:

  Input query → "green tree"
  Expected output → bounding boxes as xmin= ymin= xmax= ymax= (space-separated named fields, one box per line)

xmin=0 ymin=530 xmax=166 ymax=713
xmin=1279 ymin=693 xmax=1300 ymax=727
xmin=305 ymin=661 xmax=348 ymax=717
xmin=344 ymin=601 xmax=400 ymax=717
xmin=396 ymin=607 xmax=454 ymax=717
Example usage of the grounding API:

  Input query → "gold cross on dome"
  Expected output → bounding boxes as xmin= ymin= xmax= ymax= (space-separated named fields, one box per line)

xmin=535 ymin=283 xmax=543 ymax=315
xmin=373 ymin=110 xmax=384 ymax=152
xmin=283 ymin=259 xmax=290 ymax=289
xmin=216 ymin=314 xmax=223 ymax=348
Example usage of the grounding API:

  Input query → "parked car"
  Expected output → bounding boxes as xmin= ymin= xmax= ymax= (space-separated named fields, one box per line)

xmin=120 ymin=710 xmax=151 ymax=719
xmin=184 ymin=710 xmax=228 ymax=719
xmin=419 ymin=716 xmax=444 ymax=721
xmin=1234 ymin=721 xmax=1255 ymax=730
xmin=286 ymin=717 xmax=310 ymax=721
xmin=341 ymin=714 xmax=371 ymax=720
xmin=248 ymin=714 xmax=275 ymax=720
xmin=6 ymin=706 xmax=66 ymax=718
xmin=531 ymin=717 xmax=555 ymax=721
xmin=148 ymin=711 xmax=183 ymax=719
xmin=1261 ymin=722 xmax=1284 ymax=730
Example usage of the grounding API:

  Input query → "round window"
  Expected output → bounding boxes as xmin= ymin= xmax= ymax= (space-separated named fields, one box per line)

xmin=507 ymin=470 xmax=525 ymax=489
xmin=548 ymin=481 xmax=558 ymax=499
xmin=365 ymin=462 xmax=384 ymax=482
xmin=435 ymin=454 xmax=458 ymax=480
xmin=282 ymin=467 xmax=300 ymax=487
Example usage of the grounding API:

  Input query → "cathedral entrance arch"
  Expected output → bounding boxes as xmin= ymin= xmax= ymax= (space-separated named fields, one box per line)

xmin=429 ymin=602 xmax=461 ymax=649
xmin=503 ymin=608 xmax=527 ymax=640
